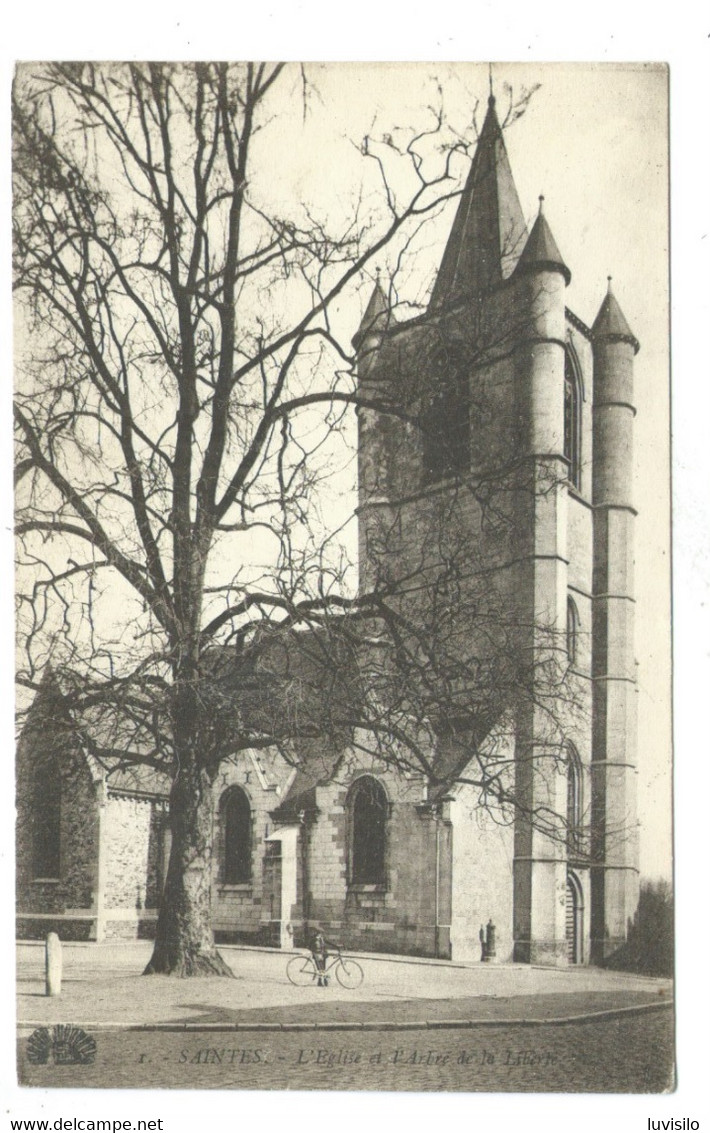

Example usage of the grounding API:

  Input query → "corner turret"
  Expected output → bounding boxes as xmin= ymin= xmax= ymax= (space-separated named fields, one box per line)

xmin=515 ymin=197 xmax=571 ymax=286
xmin=590 ymin=275 xmax=640 ymax=962
xmin=591 ymin=278 xmax=638 ymax=509
xmin=352 ymin=273 xmax=391 ymax=356
xmin=513 ymin=195 xmax=568 ymax=462
xmin=592 ymin=278 xmax=639 ymax=353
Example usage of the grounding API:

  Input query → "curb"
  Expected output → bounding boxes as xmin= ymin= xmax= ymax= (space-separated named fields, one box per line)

xmin=17 ymin=997 xmax=672 ymax=1034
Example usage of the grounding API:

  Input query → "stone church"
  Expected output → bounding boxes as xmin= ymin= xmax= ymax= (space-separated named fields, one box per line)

xmin=16 ymin=94 xmax=640 ymax=965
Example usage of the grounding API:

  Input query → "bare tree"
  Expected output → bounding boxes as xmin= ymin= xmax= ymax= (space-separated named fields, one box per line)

xmin=13 ymin=62 xmax=576 ymax=976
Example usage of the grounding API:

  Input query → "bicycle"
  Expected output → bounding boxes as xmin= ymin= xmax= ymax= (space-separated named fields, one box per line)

xmin=286 ymin=948 xmax=364 ymax=989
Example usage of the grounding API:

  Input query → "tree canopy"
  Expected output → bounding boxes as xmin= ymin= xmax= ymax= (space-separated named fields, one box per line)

xmin=13 ymin=62 xmax=572 ymax=974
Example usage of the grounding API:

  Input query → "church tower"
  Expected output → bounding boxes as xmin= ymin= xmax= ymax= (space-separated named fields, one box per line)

xmin=354 ymin=93 xmax=639 ymax=964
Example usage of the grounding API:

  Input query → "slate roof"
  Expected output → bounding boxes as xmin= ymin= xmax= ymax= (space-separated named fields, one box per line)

xmin=352 ymin=277 xmax=393 ymax=352
xmin=592 ymin=282 xmax=640 ymax=353
xmin=26 ymin=624 xmax=499 ymax=813
xmin=429 ymin=96 xmax=528 ymax=309
xmin=24 ymin=666 xmax=172 ymax=799
xmin=270 ymin=746 xmax=343 ymax=820
xmin=515 ymin=204 xmax=571 ymax=286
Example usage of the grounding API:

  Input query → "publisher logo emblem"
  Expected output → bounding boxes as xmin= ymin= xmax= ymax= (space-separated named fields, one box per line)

xmin=27 ymin=1025 xmax=97 ymax=1065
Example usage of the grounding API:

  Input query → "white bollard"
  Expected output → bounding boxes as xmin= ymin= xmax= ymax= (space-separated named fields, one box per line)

xmin=45 ymin=932 xmax=62 ymax=997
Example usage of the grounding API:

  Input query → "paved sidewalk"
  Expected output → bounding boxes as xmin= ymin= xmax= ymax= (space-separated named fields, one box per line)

xmin=17 ymin=941 xmax=672 ymax=1031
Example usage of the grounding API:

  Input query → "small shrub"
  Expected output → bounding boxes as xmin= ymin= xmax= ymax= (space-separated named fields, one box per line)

xmin=606 ymin=879 xmax=674 ymax=976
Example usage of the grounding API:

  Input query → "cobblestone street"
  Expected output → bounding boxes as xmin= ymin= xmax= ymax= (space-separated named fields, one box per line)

xmin=18 ymin=1010 xmax=674 ymax=1091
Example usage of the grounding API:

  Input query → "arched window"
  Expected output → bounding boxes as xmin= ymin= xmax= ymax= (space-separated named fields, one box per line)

xmin=566 ymin=745 xmax=583 ymax=856
xmin=349 ymin=776 xmax=388 ymax=886
xmin=222 ymin=787 xmax=252 ymax=884
xmin=564 ymin=351 xmax=581 ymax=489
xmin=33 ymin=762 xmax=61 ymax=879
xmin=566 ymin=596 xmax=580 ymax=665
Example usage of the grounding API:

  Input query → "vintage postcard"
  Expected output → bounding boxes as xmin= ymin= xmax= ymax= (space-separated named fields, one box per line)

xmin=12 ymin=60 xmax=673 ymax=1096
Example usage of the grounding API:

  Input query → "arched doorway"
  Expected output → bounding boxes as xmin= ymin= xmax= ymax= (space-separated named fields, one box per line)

xmin=566 ymin=871 xmax=584 ymax=964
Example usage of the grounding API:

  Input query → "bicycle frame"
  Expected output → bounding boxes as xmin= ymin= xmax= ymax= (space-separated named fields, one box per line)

xmin=320 ymin=950 xmax=343 ymax=973
xmin=287 ymin=949 xmax=364 ymax=989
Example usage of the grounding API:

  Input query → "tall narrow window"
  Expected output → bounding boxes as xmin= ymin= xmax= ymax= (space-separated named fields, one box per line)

xmin=422 ymin=350 xmax=469 ymax=485
xmin=349 ymin=776 xmax=388 ymax=885
xmin=566 ymin=745 xmax=583 ymax=856
xmin=222 ymin=787 xmax=252 ymax=884
xmin=564 ymin=352 xmax=581 ymax=489
xmin=566 ymin=596 xmax=580 ymax=665
xmin=33 ymin=762 xmax=61 ymax=879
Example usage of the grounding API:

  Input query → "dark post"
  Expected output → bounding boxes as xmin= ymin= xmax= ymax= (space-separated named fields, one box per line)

xmin=298 ymin=810 xmax=310 ymax=942
xmin=486 ymin=918 xmax=497 ymax=961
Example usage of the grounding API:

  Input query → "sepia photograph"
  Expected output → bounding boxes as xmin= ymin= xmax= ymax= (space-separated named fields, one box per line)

xmin=11 ymin=58 xmax=675 ymax=1096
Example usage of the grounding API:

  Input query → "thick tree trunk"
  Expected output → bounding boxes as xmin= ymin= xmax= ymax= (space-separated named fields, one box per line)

xmin=144 ymin=762 xmax=233 ymax=977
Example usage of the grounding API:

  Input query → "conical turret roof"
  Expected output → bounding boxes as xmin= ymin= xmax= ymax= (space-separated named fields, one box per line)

xmin=429 ymin=96 xmax=528 ymax=309
xmin=592 ymin=280 xmax=639 ymax=354
xmin=515 ymin=198 xmax=571 ymax=285
xmin=352 ymin=276 xmax=392 ymax=352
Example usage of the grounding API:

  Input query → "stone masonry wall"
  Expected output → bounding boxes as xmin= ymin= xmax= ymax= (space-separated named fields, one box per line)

xmin=16 ymin=695 xmax=100 ymax=939
xmin=104 ymin=795 xmax=156 ymax=911
xmin=449 ymin=781 xmax=515 ymax=961
xmin=101 ymin=796 xmax=167 ymax=939
xmin=302 ymin=753 xmax=448 ymax=958
xmin=211 ymin=753 xmax=295 ymax=944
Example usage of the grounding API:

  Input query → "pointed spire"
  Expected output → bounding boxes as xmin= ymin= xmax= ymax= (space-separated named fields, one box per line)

xmin=352 ymin=272 xmax=393 ymax=352
xmin=592 ymin=277 xmax=639 ymax=354
xmin=429 ymin=95 xmax=528 ymax=309
xmin=515 ymin=195 xmax=571 ymax=285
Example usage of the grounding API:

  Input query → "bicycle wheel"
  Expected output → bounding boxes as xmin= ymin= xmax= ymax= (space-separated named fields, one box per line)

xmin=335 ymin=957 xmax=363 ymax=989
xmin=287 ymin=955 xmax=317 ymax=987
